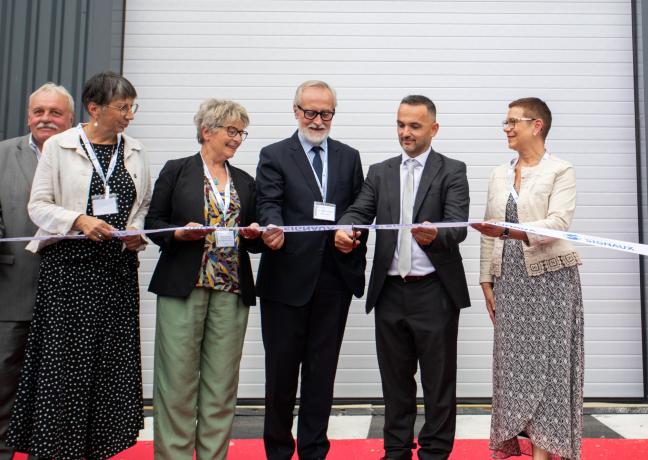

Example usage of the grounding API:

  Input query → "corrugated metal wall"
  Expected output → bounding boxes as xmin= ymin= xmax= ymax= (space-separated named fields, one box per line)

xmin=0 ymin=0 xmax=125 ymax=141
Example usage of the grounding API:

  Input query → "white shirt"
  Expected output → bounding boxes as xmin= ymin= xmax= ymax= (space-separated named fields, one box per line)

xmin=387 ymin=147 xmax=436 ymax=276
xmin=29 ymin=134 xmax=42 ymax=160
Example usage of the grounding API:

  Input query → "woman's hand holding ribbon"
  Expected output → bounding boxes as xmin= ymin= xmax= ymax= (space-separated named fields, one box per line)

xmin=239 ymin=222 xmax=261 ymax=239
xmin=73 ymin=215 xmax=115 ymax=242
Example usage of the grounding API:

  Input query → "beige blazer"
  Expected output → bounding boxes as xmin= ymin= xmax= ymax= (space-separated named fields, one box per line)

xmin=26 ymin=126 xmax=152 ymax=253
xmin=479 ymin=153 xmax=581 ymax=284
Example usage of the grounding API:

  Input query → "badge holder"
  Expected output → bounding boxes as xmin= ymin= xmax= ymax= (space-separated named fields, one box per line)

xmin=313 ymin=201 xmax=336 ymax=221
xmin=216 ymin=230 xmax=236 ymax=248
xmin=92 ymin=188 xmax=119 ymax=216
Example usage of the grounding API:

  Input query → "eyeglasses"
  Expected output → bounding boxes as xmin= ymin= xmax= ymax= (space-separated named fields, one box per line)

xmin=216 ymin=125 xmax=248 ymax=141
xmin=296 ymin=105 xmax=335 ymax=121
xmin=106 ymin=103 xmax=139 ymax=115
xmin=502 ymin=117 xmax=535 ymax=129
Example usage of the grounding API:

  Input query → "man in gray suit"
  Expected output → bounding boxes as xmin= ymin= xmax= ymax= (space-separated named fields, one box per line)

xmin=335 ymin=95 xmax=470 ymax=460
xmin=0 ymin=82 xmax=74 ymax=459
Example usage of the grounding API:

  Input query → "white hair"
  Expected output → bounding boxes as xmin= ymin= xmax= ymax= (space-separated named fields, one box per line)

xmin=293 ymin=80 xmax=337 ymax=108
xmin=29 ymin=82 xmax=75 ymax=114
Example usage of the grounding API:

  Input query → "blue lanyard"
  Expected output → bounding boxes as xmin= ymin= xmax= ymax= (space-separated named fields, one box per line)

xmin=201 ymin=154 xmax=231 ymax=221
xmin=78 ymin=124 xmax=122 ymax=198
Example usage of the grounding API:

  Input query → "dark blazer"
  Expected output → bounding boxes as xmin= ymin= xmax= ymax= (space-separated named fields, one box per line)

xmin=255 ymin=131 xmax=367 ymax=306
xmin=338 ymin=149 xmax=471 ymax=312
xmin=0 ymin=135 xmax=40 ymax=321
xmin=145 ymin=153 xmax=261 ymax=306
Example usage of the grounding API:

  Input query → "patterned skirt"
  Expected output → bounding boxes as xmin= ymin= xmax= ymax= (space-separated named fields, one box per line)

xmin=489 ymin=197 xmax=584 ymax=460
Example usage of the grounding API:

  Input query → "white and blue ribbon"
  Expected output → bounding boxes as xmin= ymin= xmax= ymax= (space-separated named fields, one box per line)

xmin=493 ymin=221 xmax=648 ymax=257
xmin=0 ymin=222 xmax=468 ymax=243
xmin=2 ymin=221 xmax=648 ymax=257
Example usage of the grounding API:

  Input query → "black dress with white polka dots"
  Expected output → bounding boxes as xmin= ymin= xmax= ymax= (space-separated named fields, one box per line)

xmin=7 ymin=140 xmax=144 ymax=459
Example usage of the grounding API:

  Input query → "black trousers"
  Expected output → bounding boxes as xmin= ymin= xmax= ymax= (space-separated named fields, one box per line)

xmin=375 ymin=275 xmax=460 ymax=460
xmin=0 ymin=321 xmax=30 ymax=460
xmin=261 ymin=268 xmax=352 ymax=460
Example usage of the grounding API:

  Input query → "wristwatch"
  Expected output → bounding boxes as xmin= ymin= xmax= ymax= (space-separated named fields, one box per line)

xmin=499 ymin=227 xmax=510 ymax=240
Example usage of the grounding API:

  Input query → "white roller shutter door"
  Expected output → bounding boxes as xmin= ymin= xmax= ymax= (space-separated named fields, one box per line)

xmin=123 ymin=0 xmax=643 ymax=399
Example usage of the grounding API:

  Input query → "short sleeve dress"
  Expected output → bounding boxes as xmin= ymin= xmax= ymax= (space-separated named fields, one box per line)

xmin=7 ymin=139 xmax=144 ymax=460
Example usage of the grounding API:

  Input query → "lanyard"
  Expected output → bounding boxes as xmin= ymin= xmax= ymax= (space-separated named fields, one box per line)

xmin=78 ymin=124 xmax=122 ymax=198
xmin=507 ymin=151 xmax=550 ymax=202
xmin=201 ymin=155 xmax=231 ymax=221
xmin=308 ymin=152 xmax=328 ymax=203
xmin=311 ymin=164 xmax=326 ymax=201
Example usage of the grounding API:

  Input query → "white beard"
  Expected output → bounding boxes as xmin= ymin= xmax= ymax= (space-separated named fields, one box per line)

xmin=299 ymin=124 xmax=329 ymax=145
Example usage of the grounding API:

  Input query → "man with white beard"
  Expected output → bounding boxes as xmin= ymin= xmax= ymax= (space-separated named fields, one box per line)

xmin=0 ymin=82 xmax=74 ymax=460
xmin=256 ymin=80 xmax=367 ymax=460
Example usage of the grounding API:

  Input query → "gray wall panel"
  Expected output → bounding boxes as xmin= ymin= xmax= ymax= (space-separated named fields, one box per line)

xmin=0 ymin=0 xmax=125 ymax=141
xmin=634 ymin=0 xmax=648 ymax=400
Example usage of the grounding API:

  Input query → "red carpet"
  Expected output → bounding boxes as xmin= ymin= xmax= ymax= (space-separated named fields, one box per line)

xmin=14 ymin=439 xmax=648 ymax=459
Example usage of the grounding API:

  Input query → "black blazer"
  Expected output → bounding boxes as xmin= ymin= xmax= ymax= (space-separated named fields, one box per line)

xmin=145 ymin=153 xmax=261 ymax=306
xmin=338 ymin=149 xmax=471 ymax=312
xmin=255 ymin=131 xmax=367 ymax=306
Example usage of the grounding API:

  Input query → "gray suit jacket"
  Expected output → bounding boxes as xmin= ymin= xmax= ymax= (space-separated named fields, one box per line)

xmin=0 ymin=135 xmax=40 ymax=321
xmin=338 ymin=149 xmax=471 ymax=312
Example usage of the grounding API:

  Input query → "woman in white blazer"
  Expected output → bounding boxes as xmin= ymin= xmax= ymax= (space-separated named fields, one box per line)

xmin=7 ymin=71 xmax=151 ymax=460
xmin=472 ymin=98 xmax=584 ymax=460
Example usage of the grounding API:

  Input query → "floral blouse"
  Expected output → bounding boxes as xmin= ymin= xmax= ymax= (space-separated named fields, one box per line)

xmin=196 ymin=176 xmax=241 ymax=293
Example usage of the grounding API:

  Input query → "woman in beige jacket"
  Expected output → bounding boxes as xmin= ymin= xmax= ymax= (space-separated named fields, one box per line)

xmin=472 ymin=98 xmax=584 ymax=460
xmin=7 ymin=71 xmax=151 ymax=460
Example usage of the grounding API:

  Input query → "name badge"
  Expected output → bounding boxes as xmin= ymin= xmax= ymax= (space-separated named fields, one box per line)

xmin=92 ymin=194 xmax=119 ymax=216
xmin=313 ymin=201 xmax=336 ymax=221
xmin=216 ymin=230 xmax=236 ymax=248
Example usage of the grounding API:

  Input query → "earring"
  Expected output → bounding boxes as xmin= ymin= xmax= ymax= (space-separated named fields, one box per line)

xmin=93 ymin=121 xmax=98 ymax=127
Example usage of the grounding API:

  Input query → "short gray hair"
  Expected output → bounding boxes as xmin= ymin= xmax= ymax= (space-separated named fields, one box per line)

xmin=193 ymin=98 xmax=250 ymax=144
xmin=293 ymin=80 xmax=337 ymax=108
xmin=29 ymin=82 xmax=75 ymax=114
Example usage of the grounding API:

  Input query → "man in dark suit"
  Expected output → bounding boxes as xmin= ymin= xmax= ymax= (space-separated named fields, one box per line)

xmin=256 ymin=80 xmax=366 ymax=460
xmin=335 ymin=95 xmax=470 ymax=460
xmin=0 ymin=83 xmax=74 ymax=460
